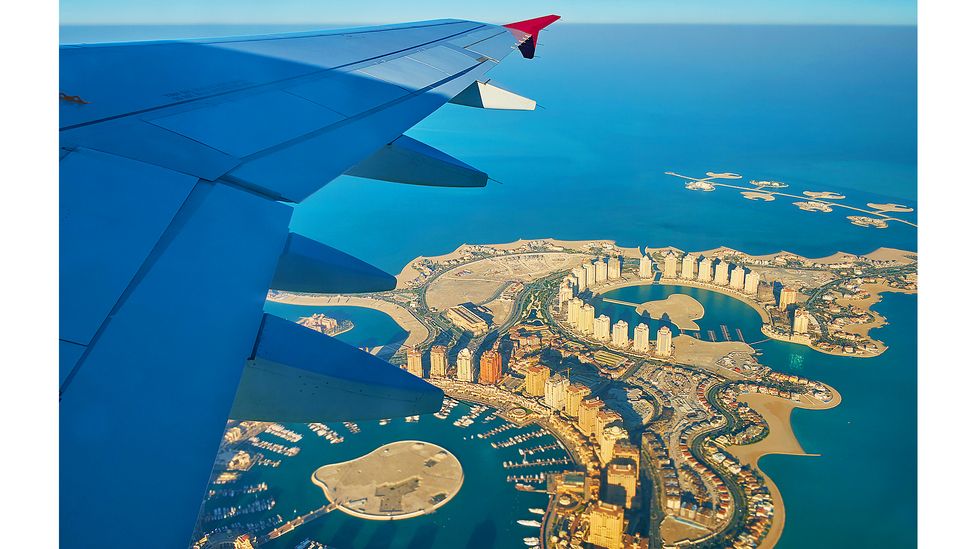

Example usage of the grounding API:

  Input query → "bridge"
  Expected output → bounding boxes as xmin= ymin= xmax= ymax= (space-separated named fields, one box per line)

xmin=602 ymin=297 xmax=640 ymax=308
xmin=257 ymin=500 xmax=342 ymax=543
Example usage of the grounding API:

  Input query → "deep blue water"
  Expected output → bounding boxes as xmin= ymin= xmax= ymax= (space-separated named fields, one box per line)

xmin=61 ymin=24 xmax=917 ymax=272
xmin=287 ymin=24 xmax=918 ymax=272
xmin=61 ymin=24 xmax=917 ymax=547
xmin=756 ymin=293 xmax=917 ymax=547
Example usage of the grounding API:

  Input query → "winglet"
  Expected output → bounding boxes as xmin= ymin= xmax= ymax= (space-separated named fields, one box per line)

xmin=504 ymin=14 xmax=560 ymax=59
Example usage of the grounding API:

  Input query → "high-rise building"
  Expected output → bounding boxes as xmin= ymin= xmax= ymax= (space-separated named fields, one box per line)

xmin=663 ymin=252 xmax=679 ymax=278
xmin=697 ymin=257 xmax=712 ymax=282
xmin=580 ymin=304 xmax=596 ymax=334
xmin=779 ymin=286 xmax=798 ymax=310
xmin=558 ymin=279 xmax=575 ymax=306
xmin=638 ymin=255 xmax=653 ymax=279
xmin=544 ymin=373 xmax=570 ymax=411
xmin=587 ymin=501 xmax=625 ymax=549
xmin=612 ymin=441 xmax=641 ymax=470
xmin=478 ymin=349 xmax=502 ymax=385
xmin=566 ymin=384 xmax=591 ymax=417
xmin=655 ymin=326 xmax=673 ymax=357
xmin=578 ymin=398 xmax=604 ymax=436
xmin=681 ymin=254 xmax=697 ymax=279
xmin=744 ymin=271 xmax=760 ymax=295
xmin=792 ymin=307 xmax=810 ymax=334
xmin=406 ymin=347 xmax=423 ymax=378
xmin=598 ymin=421 xmax=627 ymax=465
xmin=595 ymin=258 xmax=608 ymax=284
xmin=594 ymin=314 xmax=611 ymax=341
xmin=612 ymin=320 xmax=629 ymax=347
xmin=730 ymin=265 xmax=746 ymax=290
xmin=456 ymin=348 xmax=474 ymax=382
xmin=606 ymin=462 xmax=639 ymax=509
xmin=572 ymin=266 xmax=588 ymax=292
xmin=525 ymin=364 xmax=550 ymax=397
xmin=713 ymin=260 xmax=730 ymax=286
xmin=429 ymin=345 xmax=448 ymax=378
xmin=608 ymin=256 xmax=621 ymax=280
xmin=568 ymin=298 xmax=583 ymax=327
xmin=583 ymin=262 xmax=596 ymax=287
xmin=633 ymin=323 xmax=650 ymax=352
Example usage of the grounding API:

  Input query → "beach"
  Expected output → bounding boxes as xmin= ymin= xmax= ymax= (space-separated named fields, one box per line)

xmin=725 ymin=388 xmax=842 ymax=549
xmin=267 ymin=293 xmax=429 ymax=348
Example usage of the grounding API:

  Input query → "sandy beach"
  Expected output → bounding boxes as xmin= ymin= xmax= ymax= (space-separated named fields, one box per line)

xmin=267 ymin=293 xmax=429 ymax=348
xmin=725 ymin=388 xmax=842 ymax=549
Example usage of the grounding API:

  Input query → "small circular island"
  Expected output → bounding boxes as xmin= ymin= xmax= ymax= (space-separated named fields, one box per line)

xmin=311 ymin=441 xmax=463 ymax=520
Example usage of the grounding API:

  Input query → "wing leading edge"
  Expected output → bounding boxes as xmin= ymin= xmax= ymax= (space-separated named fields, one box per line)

xmin=59 ymin=15 xmax=558 ymax=548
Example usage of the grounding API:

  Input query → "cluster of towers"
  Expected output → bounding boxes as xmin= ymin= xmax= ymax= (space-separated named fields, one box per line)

xmin=524 ymin=364 xmax=640 ymax=513
xmin=404 ymin=345 xmax=503 ymax=384
xmin=563 ymin=297 xmax=673 ymax=358
xmin=635 ymin=251 xmax=762 ymax=295
xmin=566 ymin=255 xmax=622 ymax=293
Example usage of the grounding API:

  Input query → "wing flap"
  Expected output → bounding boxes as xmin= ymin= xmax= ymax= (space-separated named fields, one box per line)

xmin=271 ymin=232 xmax=397 ymax=293
xmin=346 ymin=134 xmax=488 ymax=187
xmin=230 ymin=314 xmax=443 ymax=422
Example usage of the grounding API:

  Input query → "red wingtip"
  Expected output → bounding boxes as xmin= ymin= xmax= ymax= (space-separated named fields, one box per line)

xmin=503 ymin=14 xmax=561 ymax=34
xmin=503 ymin=15 xmax=560 ymax=59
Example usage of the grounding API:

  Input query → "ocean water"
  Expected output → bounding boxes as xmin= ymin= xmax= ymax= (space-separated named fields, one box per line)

xmin=207 ymin=405 xmax=559 ymax=549
xmin=287 ymin=24 xmax=918 ymax=272
xmin=61 ymin=23 xmax=917 ymax=547
xmin=61 ymin=24 xmax=918 ymax=272
xmin=756 ymin=293 xmax=917 ymax=548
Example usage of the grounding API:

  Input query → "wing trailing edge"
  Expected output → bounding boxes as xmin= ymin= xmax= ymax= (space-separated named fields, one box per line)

xmin=230 ymin=314 xmax=443 ymax=422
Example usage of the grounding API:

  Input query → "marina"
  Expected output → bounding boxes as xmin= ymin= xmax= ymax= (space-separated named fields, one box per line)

xmin=197 ymin=399 xmax=568 ymax=548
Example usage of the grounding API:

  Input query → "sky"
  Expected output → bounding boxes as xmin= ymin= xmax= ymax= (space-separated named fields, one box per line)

xmin=60 ymin=0 xmax=917 ymax=26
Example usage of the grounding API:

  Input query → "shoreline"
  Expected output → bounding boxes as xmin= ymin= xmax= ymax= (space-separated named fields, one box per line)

xmin=267 ymin=292 xmax=429 ymax=348
xmin=589 ymin=276 xmax=773 ymax=325
xmin=724 ymin=387 xmax=842 ymax=549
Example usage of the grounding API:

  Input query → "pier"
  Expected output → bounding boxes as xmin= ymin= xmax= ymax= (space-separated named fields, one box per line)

xmin=492 ymin=429 xmax=547 ymax=449
xmin=504 ymin=457 xmax=572 ymax=469
xmin=519 ymin=443 xmax=561 ymax=457
xmin=258 ymin=501 xmax=340 ymax=543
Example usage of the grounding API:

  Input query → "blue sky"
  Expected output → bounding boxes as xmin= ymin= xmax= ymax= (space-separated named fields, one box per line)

xmin=60 ymin=0 xmax=917 ymax=26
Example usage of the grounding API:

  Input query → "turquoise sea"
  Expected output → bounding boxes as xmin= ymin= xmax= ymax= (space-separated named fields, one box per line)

xmin=61 ymin=24 xmax=917 ymax=546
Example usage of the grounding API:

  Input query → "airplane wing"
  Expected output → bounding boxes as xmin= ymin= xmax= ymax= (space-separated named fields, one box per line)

xmin=59 ymin=15 xmax=558 ymax=547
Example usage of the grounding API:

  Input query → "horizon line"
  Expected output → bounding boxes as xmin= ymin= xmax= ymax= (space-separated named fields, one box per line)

xmin=60 ymin=21 xmax=919 ymax=28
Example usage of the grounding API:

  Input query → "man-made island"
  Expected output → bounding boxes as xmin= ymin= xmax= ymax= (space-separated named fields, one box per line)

xmin=268 ymin=238 xmax=915 ymax=549
xmin=311 ymin=441 xmax=463 ymax=521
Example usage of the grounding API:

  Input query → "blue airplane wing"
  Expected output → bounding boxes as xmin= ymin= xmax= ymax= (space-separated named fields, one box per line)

xmin=59 ymin=16 xmax=558 ymax=547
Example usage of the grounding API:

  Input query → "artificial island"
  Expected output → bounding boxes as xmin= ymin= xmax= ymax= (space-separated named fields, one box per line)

xmin=250 ymin=238 xmax=916 ymax=549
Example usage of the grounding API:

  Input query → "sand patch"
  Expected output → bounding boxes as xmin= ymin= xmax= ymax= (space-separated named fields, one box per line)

xmin=633 ymin=294 xmax=705 ymax=331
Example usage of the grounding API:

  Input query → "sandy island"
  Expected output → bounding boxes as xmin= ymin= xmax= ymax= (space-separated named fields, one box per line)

xmin=312 ymin=440 xmax=463 ymax=520
xmin=635 ymin=294 xmax=705 ymax=331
